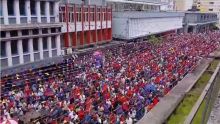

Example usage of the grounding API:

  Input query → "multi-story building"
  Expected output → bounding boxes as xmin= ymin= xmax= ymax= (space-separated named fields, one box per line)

xmin=161 ymin=0 xmax=175 ymax=11
xmin=0 ymin=0 xmax=62 ymax=69
xmin=174 ymin=0 xmax=194 ymax=11
xmin=107 ymin=0 xmax=184 ymax=41
xmin=0 ymin=0 xmax=112 ymax=71
xmin=107 ymin=0 xmax=166 ymax=12
xmin=183 ymin=12 xmax=218 ymax=33
xmin=59 ymin=0 xmax=112 ymax=53
xmin=196 ymin=0 xmax=220 ymax=27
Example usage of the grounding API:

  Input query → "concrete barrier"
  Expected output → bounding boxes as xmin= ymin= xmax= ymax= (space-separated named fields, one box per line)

xmin=0 ymin=56 xmax=64 ymax=77
xmin=207 ymin=72 xmax=220 ymax=124
xmin=184 ymin=62 xmax=220 ymax=124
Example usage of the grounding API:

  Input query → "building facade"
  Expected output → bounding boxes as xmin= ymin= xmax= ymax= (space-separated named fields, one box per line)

xmin=174 ymin=0 xmax=194 ymax=11
xmin=107 ymin=0 xmax=184 ymax=40
xmin=161 ymin=0 xmax=175 ymax=11
xmin=106 ymin=0 xmax=166 ymax=12
xmin=112 ymin=12 xmax=184 ymax=40
xmin=183 ymin=12 xmax=218 ymax=33
xmin=0 ymin=0 xmax=112 ymax=69
xmin=0 ymin=0 xmax=62 ymax=69
xmin=59 ymin=0 xmax=112 ymax=54
xmin=196 ymin=0 xmax=220 ymax=27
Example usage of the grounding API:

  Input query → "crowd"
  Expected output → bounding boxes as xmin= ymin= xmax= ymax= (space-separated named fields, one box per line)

xmin=1 ymin=32 xmax=220 ymax=124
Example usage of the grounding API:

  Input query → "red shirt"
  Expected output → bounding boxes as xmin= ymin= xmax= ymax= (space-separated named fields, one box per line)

xmin=78 ymin=110 xmax=85 ymax=120
xmin=122 ymin=103 xmax=129 ymax=112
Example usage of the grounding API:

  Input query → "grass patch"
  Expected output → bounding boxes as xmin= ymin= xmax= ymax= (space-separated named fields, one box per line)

xmin=167 ymin=72 xmax=212 ymax=124
xmin=208 ymin=59 xmax=219 ymax=71
xmin=166 ymin=60 xmax=219 ymax=124
xmin=191 ymin=99 xmax=206 ymax=124
xmin=192 ymin=65 xmax=220 ymax=124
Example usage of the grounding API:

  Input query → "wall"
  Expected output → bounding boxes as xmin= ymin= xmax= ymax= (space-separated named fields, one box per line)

xmin=85 ymin=0 xmax=106 ymax=6
xmin=174 ymin=0 xmax=194 ymax=11
xmin=112 ymin=18 xmax=129 ymax=39
xmin=128 ymin=17 xmax=183 ymax=39
xmin=60 ymin=0 xmax=82 ymax=4
xmin=161 ymin=0 xmax=174 ymax=11
xmin=112 ymin=12 xmax=184 ymax=40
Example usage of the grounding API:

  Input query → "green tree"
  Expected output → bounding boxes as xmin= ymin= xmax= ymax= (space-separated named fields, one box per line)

xmin=148 ymin=35 xmax=162 ymax=46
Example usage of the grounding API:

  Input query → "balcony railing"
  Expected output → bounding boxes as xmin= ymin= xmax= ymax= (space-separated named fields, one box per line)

xmin=184 ymin=12 xmax=218 ymax=24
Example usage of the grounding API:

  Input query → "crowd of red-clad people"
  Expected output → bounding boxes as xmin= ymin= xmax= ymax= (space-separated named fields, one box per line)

xmin=1 ymin=32 xmax=220 ymax=124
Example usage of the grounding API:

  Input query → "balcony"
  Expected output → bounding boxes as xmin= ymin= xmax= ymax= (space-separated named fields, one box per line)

xmin=184 ymin=12 xmax=218 ymax=26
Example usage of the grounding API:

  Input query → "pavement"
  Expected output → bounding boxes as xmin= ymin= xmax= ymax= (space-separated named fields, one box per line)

xmin=138 ymin=58 xmax=213 ymax=124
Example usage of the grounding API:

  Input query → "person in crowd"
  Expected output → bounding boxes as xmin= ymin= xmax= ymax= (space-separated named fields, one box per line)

xmin=1 ymin=31 xmax=220 ymax=123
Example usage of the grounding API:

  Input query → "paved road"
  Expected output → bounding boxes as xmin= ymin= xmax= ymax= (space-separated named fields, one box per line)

xmin=138 ymin=58 xmax=213 ymax=124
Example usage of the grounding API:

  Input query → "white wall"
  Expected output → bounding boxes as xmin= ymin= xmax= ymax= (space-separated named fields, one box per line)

xmin=61 ymin=21 xmax=112 ymax=32
xmin=161 ymin=0 xmax=174 ymax=11
xmin=112 ymin=16 xmax=183 ymax=39
xmin=128 ymin=17 xmax=183 ymax=39
xmin=112 ymin=18 xmax=129 ymax=39
xmin=185 ymin=0 xmax=194 ymax=11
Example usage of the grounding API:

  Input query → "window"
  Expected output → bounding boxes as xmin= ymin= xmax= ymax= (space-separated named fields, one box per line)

xmin=43 ymin=37 xmax=47 ymax=50
xmin=209 ymin=9 xmax=213 ymax=11
xmin=1 ymin=31 xmax=6 ymax=38
xmin=40 ymin=1 xmax=45 ymax=15
xmin=33 ymin=38 xmax=38 ymax=51
xmin=33 ymin=29 xmax=39 ymax=35
xmin=22 ymin=30 xmax=29 ymax=35
xmin=22 ymin=39 xmax=29 ymax=53
xmin=51 ymin=28 xmax=56 ymax=33
xmin=19 ymin=0 xmax=25 ymax=15
xmin=8 ymin=0 xmax=14 ymax=15
xmin=42 ymin=28 xmax=48 ymax=34
xmin=77 ymin=13 xmax=81 ymax=22
xmin=11 ymin=40 xmax=18 ymax=55
xmin=0 ymin=0 xmax=2 ymax=16
xmin=209 ymin=2 xmax=214 ymax=4
xmin=91 ymin=13 xmax=94 ymax=21
xmin=50 ymin=2 xmax=54 ymax=15
xmin=1 ymin=41 xmax=6 ymax=57
xmin=51 ymin=36 xmax=56 ymax=48
xmin=10 ymin=31 xmax=18 ymax=37
xmin=30 ymin=0 xmax=36 ymax=15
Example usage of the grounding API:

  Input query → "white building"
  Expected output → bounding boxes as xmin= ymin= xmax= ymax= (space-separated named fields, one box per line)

xmin=107 ymin=0 xmax=184 ymax=40
xmin=112 ymin=12 xmax=184 ymax=40
xmin=161 ymin=0 xmax=174 ymax=11
xmin=0 ymin=0 xmax=62 ymax=69
xmin=106 ymin=0 xmax=167 ymax=12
